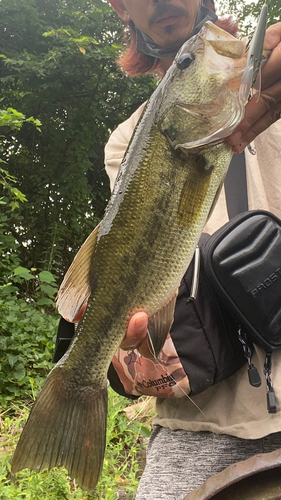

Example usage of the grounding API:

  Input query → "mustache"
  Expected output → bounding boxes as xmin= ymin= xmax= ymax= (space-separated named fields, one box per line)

xmin=149 ymin=3 xmax=188 ymax=27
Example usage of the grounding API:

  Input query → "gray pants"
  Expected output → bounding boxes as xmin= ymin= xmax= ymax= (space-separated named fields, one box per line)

xmin=135 ymin=426 xmax=281 ymax=500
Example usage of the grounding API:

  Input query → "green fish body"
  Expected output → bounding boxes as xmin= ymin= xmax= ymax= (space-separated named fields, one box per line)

xmin=12 ymin=22 xmax=248 ymax=492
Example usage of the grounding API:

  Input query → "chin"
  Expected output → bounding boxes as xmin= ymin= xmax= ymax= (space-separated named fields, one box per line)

xmin=161 ymin=32 xmax=190 ymax=48
xmin=159 ymin=24 xmax=193 ymax=47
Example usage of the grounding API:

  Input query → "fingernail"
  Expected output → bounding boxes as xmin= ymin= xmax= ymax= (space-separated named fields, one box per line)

xmin=228 ymin=131 xmax=242 ymax=145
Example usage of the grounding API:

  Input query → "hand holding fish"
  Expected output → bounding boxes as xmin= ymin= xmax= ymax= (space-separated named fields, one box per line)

xmin=120 ymin=311 xmax=150 ymax=357
xmin=73 ymin=305 xmax=151 ymax=357
xmin=227 ymin=22 xmax=281 ymax=153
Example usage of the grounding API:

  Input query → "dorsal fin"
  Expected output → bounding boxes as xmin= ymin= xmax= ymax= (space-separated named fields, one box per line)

xmin=56 ymin=223 xmax=100 ymax=321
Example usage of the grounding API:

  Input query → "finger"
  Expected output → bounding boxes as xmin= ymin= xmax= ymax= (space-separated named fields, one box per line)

xmin=261 ymin=22 xmax=281 ymax=89
xmin=226 ymin=80 xmax=281 ymax=149
xmin=226 ymin=23 xmax=281 ymax=151
xmin=263 ymin=22 xmax=281 ymax=51
xmin=137 ymin=335 xmax=157 ymax=359
xmin=261 ymin=39 xmax=281 ymax=90
xmin=232 ymin=105 xmax=281 ymax=154
xmin=120 ymin=311 xmax=148 ymax=350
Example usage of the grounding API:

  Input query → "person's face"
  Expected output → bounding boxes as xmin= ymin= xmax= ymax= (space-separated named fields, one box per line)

xmin=109 ymin=0 xmax=201 ymax=48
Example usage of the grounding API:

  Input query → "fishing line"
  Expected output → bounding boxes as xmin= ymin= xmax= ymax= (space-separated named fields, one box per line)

xmin=147 ymin=329 xmax=209 ymax=422
xmin=156 ymin=360 xmax=209 ymax=422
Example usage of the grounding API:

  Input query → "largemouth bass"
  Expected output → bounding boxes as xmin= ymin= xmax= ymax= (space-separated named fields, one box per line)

xmin=12 ymin=22 xmax=258 ymax=492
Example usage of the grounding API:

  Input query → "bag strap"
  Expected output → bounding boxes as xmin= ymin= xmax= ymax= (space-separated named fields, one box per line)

xmin=224 ymin=152 xmax=248 ymax=219
xmin=188 ymin=154 xmax=248 ymax=302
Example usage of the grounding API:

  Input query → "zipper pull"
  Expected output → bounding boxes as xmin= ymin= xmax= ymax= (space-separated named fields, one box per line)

xmin=238 ymin=327 xmax=261 ymax=387
xmin=264 ymin=352 xmax=277 ymax=414
xmin=248 ymin=365 xmax=262 ymax=387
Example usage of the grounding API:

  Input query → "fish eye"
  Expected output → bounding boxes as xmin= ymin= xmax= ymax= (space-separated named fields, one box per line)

xmin=177 ymin=54 xmax=194 ymax=70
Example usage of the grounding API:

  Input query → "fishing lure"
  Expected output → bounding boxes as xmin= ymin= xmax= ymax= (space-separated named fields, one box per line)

xmin=239 ymin=0 xmax=268 ymax=105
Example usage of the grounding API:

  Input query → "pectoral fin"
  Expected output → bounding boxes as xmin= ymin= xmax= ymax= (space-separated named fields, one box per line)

xmin=147 ymin=290 xmax=178 ymax=359
xmin=206 ymin=177 xmax=225 ymax=223
xmin=56 ymin=223 xmax=100 ymax=322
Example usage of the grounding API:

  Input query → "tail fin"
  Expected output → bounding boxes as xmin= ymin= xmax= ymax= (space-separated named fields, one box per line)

xmin=11 ymin=367 xmax=108 ymax=493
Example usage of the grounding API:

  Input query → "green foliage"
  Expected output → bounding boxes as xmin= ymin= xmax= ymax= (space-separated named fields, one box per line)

xmin=0 ymin=104 xmax=43 ymax=303
xmin=0 ymin=107 xmax=38 ymax=210
xmin=217 ymin=0 xmax=278 ymax=34
xmin=0 ymin=108 xmax=41 ymax=131
xmin=0 ymin=291 xmax=59 ymax=406
xmin=0 ymin=157 xmax=59 ymax=404
xmin=0 ymin=0 xmax=156 ymax=279
xmin=0 ymin=4 xmax=155 ymax=492
xmin=11 ymin=266 xmax=58 ymax=306
xmin=0 ymin=168 xmax=27 ymax=213
xmin=0 ymin=390 xmax=150 ymax=499
xmin=0 ymin=165 xmax=58 ymax=308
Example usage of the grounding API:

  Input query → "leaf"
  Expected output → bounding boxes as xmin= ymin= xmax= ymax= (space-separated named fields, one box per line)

xmin=26 ymin=116 xmax=42 ymax=129
xmin=38 ymin=270 xmax=56 ymax=283
xmin=10 ymin=187 xmax=27 ymax=202
xmin=36 ymin=298 xmax=55 ymax=306
xmin=10 ymin=200 xmax=19 ymax=211
xmin=13 ymin=266 xmax=30 ymax=275
xmin=140 ymin=425 xmax=151 ymax=438
xmin=13 ymin=267 xmax=35 ymax=280
xmin=40 ymin=283 xmax=57 ymax=296
xmin=0 ymin=338 xmax=7 ymax=350
xmin=79 ymin=47 xmax=86 ymax=54
xmin=8 ymin=355 xmax=19 ymax=368
xmin=14 ymin=363 xmax=26 ymax=381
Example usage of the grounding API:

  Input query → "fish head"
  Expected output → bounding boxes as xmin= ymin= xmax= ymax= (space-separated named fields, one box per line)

xmin=158 ymin=21 xmax=247 ymax=150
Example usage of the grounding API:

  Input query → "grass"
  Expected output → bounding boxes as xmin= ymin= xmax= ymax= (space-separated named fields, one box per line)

xmin=0 ymin=286 xmax=156 ymax=498
xmin=0 ymin=391 xmax=156 ymax=499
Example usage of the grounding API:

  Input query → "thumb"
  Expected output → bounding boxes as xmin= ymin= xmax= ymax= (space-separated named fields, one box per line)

xmin=120 ymin=312 xmax=148 ymax=350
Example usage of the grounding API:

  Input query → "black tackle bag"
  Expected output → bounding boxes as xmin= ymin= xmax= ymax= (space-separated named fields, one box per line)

xmin=201 ymin=210 xmax=281 ymax=413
